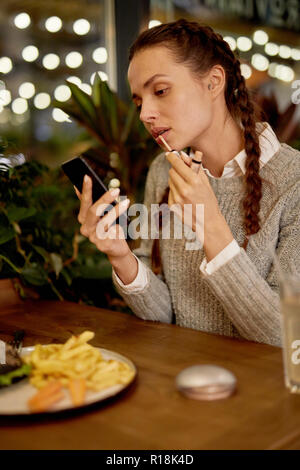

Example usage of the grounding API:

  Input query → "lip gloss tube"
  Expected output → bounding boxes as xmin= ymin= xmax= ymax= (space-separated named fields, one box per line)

xmin=158 ymin=135 xmax=181 ymax=157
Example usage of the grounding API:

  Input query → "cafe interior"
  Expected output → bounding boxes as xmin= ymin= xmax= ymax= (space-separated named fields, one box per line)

xmin=0 ymin=0 xmax=300 ymax=452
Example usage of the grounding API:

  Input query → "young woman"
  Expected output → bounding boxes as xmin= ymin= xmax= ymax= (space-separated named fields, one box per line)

xmin=75 ymin=19 xmax=300 ymax=347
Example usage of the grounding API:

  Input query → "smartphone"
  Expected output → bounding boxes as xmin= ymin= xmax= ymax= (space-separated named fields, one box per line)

xmin=61 ymin=155 xmax=113 ymax=204
xmin=61 ymin=154 xmax=128 ymax=226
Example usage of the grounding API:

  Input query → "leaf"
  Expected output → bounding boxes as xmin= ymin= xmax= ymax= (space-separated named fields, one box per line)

xmin=67 ymin=82 xmax=97 ymax=126
xmin=120 ymin=103 xmax=137 ymax=143
xmin=49 ymin=253 xmax=63 ymax=278
xmin=92 ymin=73 xmax=101 ymax=107
xmin=21 ymin=263 xmax=48 ymax=286
xmin=78 ymin=258 xmax=112 ymax=279
xmin=100 ymin=81 xmax=119 ymax=141
xmin=61 ymin=268 xmax=72 ymax=286
xmin=6 ymin=206 xmax=36 ymax=222
xmin=0 ymin=226 xmax=15 ymax=245
xmin=31 ymin=244 xmax=50 ymax=262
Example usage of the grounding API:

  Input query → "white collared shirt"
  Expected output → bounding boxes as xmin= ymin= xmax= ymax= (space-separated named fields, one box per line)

xmin=113 ymin=122 xmax=281 ymax=290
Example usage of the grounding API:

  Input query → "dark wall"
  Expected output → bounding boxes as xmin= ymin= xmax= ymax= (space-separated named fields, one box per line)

xmin=115 ymin=0 xmax=150 ymax=101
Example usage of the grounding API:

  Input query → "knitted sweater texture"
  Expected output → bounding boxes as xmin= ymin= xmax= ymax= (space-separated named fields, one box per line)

xmin=112 ymin=143 xmax=300 ymax=347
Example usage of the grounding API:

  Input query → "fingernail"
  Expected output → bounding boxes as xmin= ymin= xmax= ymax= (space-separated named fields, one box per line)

xmin=110 ymin=188 xmax=120 ymax=197
xmin=84 ymin=175 xmax=89 ymax=183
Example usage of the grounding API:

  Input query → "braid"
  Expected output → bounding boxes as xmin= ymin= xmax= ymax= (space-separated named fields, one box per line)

xmin=232 ymin=59 xmax=262 ymax=249
xmin=129 ymin=19 xmax=263 ymax=272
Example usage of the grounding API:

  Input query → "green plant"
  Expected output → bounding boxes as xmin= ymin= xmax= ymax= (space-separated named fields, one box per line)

xmin=54 ymin=75 xmax=159 ymax=202
xmin=0 ymin=151 xmax=127 ymax=309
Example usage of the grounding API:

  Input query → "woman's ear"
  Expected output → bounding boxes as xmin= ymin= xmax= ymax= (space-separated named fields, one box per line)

xmin=207 ymin=65 xmax=226 ymax=98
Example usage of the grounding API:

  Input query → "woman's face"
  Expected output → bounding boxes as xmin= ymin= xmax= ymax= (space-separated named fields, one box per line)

xmin=127 ymin=45 xmax=213 ymax=151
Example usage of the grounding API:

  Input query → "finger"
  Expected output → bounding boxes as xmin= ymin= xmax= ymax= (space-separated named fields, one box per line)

xmin=190 ymin=151 xmax=203 ymax=174
xmin=78 ymin=175 xmax=93 ymax=224
xmin=73 ymin=186 xmax=81 ymax=201
xmin=169 ymin=167 xmax=189 ymax=197
xmin=179 ymin=151 xmax=191 ymax=168
xmin=89 ymin=223 xmax=125 ymax=247
xmin=166 ymin=152 xmax=194 ymax=184
xmin=96 ymin=198 xmax=130 ymax=240
xmin=168 ymin=178 xmax=181 ymax=205
xmin=83 ymin=187 xmax=120 ymax=230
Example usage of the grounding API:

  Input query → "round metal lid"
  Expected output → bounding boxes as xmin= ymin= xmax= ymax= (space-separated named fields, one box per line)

xmin=176 ymin=364 xmax=237 ymax=401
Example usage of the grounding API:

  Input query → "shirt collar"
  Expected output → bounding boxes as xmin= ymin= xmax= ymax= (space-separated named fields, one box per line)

xmin=189 ymin=122 xmax=281 ymax=178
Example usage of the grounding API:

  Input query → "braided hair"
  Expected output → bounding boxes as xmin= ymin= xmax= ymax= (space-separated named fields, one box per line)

xmin=129 ymin=19 xmax=263 ymax=275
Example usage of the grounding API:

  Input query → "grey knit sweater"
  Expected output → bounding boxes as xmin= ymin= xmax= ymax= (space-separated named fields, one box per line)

xmin=112 ymin=143 xmax=300 ymax=347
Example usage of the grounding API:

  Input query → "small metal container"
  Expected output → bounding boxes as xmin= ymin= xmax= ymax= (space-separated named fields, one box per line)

xmin=176 ymin=364 xmax=237 ymax=401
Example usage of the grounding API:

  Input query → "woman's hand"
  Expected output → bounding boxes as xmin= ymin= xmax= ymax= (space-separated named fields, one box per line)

xmin=166 ymin=151 xmax=234 ymax=261
xmin=74 ymin=175 xmax=131 ymax=261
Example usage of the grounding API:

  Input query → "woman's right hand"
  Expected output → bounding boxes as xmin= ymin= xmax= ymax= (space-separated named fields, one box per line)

xmin=74 ymin=175 xmax=131 ymax=261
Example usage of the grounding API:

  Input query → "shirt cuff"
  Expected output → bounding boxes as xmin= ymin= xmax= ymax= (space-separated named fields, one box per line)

xmin=112 ymin=253 xmax=148 ymax=291
xmin=200 ymin=239 xmax=241 ymax=276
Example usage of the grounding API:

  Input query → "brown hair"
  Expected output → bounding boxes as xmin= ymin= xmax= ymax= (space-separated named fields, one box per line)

xmin=129 ymin=19 xmax=263 ymax=275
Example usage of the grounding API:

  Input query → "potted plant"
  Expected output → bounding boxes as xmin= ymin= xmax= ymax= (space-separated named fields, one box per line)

xmin=0 ymin=77 xmax=160 ymax=310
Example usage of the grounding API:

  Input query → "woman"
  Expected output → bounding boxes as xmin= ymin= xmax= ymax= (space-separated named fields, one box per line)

xmin=75 ymin=19 xmax=300 ymax=347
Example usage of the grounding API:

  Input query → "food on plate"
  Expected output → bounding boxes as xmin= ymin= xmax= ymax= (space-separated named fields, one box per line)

xmin=0 ymin=343 xmax=31 ymax=387
xmin=28 ymin=381 xmax=64 ymax=412
xmin=22 ymin=330 xmax=135 ymax=411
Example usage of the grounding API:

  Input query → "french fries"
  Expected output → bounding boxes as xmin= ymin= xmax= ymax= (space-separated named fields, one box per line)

xmin=23 ymin=331 xmax=135 ymax=411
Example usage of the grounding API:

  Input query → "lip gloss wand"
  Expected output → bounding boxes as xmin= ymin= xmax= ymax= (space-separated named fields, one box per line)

xmin=157 ymin=134 xmax=202 ymax=173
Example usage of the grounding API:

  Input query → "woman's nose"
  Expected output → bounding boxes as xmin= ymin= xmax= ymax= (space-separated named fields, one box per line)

xmin=139 ymin=103 xmax=159 ymax=124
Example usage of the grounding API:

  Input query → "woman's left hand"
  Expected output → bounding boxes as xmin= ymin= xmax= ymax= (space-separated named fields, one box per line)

xmin=166 ymin=151 xmax=234 ymax=259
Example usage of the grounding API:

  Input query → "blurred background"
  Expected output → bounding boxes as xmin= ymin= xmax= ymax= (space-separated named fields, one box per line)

xmin=0 ymin=0 xmax=299 ymax=165
xmin=0 ymin=0 xmax=299 ymax=309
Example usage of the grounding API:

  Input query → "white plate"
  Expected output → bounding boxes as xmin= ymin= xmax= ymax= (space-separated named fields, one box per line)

xmin=0 ymin=346 xmax=137 ymax=415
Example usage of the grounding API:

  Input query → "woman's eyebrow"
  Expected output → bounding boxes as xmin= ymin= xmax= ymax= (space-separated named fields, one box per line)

xmin=131 ymin=73 xmax=170 ymax=99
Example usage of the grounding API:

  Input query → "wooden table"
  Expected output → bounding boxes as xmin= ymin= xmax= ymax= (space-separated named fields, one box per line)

xmin=0 ymin=299 xmax=300 ymax=450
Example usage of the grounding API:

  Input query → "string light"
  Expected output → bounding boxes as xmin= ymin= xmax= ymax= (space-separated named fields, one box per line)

xmin=52 ymin=108 xmax=71 ymax=122
xmin=54 ymin=85 xmax=71 ymax=102
xmin=240 ymin=63 xmax=252 ymax=79
xmin=275 ymin=64 xmax=294 ymax=82
xmin=45 ymin=16 xmax=62 ymax=33
xmin=19 ymin=82 xmax=35 ymax=99
xmin=22 ymin=45 xmax=39 ymax=62
xmin=14 ymin=12 xmax=31 ymax=29
xmin=0 ymin=89 xmax=11 ymax=106
xmin=34 ymin=93 xmax=51 ymax=109
xmin=264 ymin=43 xmax=279 ymax=57
xmin=148 ymin=20 xmax=161 ymax=29
xmin=279 ymin=45 xmax=291 ymax=59
xmin=237 ymin=36 xmax=252 ymax=52
xmin=223 ymin=36 xmax=236 ymax=51
xmin=79 ymin=83 xmax=92 ymax=95
xmin=90 ymin=71 xmax=108 ymax=84
xmin=12 ymin=98 xmax=28 ymax=114
xmin=268 ymin=63 xmax=278 ymax=78
xmin=0 ymin=57 xmax=13 ymax=74
xmin=253 ymin=30 xmax=269 ymax=45
xmin=92 ymin=47 xmax=108 ymax=64
xmin=42 ymin=53 xmax=60 ymax=70
xmin=66 ymin=76 xmax=82 ymax=86
xmin=73 ymin=19 xmax=90 ymax=35
xmin=291 ymin=48 xmax=300 ymax=61
xmin=251 ymin=54 xmax=269 ymax=71
xmin=65 ymin=52 xmax=83 ymax=68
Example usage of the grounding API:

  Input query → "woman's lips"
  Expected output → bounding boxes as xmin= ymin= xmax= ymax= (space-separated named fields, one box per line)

xmin=155 ymin=129 xmax=171 ymax=143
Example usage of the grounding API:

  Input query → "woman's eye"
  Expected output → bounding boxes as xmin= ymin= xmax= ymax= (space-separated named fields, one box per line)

xmin=155 ymin=88 xmax=168 ymax=96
